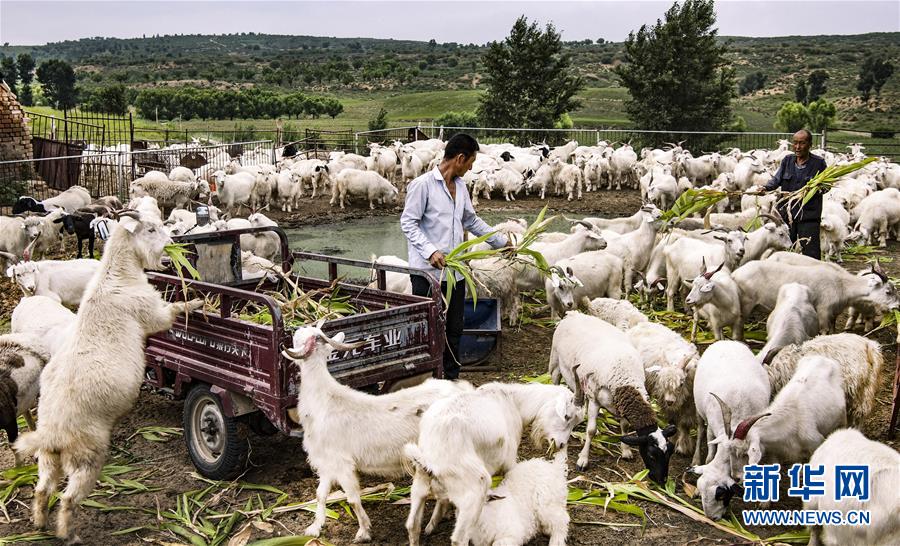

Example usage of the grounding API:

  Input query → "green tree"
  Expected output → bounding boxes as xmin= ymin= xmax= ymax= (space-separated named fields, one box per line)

xmin=322 ymin=97 xmax=344 ymax=119
xmin=368 ymin=107 xmax=388 ymax=131
xmin=615 ymin=0 xmax=735 ymax=141
xmin=738 ymin=71 xmax=767 ymax=95
xmin=0 ymin=56 xmax=17 ymax=96
xmin=16 ymin=53 xmax=35 ymax=106
xmin=477 ymin=16 xmax=583 ymax=130
xmin=36 ymin=59 xmax=77 ymax=110
xmin=858 ymin=56 xmax=894 ymax=102
xmin=807 ymin=98 xmax=836 ymax=132
xmin=807 ymin=70 xmax=829 ymax=102
xmin=794 ymin=80 xmax=808 ymax=105
xmin=434 ymin=111 xmax=479 ymax=127
xmin=81 ymin=84 xmax=129 ymax=115
xmin=774 ymin=101 xmax=810 ymax=133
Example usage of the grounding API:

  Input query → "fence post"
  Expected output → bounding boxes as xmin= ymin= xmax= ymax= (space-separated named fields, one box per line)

xmin=821 ymin=127 xmax=828 ymax=150
xmin=129 ymin=113 xmax=134 ymax=146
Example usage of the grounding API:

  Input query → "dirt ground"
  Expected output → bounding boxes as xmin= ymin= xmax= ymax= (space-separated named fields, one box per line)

xmin=1 ymin=187 xmax=898 ymax=545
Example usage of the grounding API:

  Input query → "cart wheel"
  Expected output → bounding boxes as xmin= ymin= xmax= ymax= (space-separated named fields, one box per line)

xmin=183 ymin=384 xmax=248 ymax=480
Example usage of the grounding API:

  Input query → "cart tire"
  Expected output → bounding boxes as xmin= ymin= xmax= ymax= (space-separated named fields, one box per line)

xmin=183 ymin=384 xmax=248 ymax=480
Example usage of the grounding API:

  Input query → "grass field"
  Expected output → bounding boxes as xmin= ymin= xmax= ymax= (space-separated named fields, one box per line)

xmin=24 ymin=86 xmax=897 ymax=157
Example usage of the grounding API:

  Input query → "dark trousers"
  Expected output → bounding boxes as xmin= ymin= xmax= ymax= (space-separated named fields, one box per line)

xmin=411 ymin=275 xmax=465 ymax=380
xmin=789 ymin=219 xmax=821 ymax=260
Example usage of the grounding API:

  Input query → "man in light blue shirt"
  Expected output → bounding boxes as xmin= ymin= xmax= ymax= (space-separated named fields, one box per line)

xmin=400 ymin=133 xmax=508 ymax=379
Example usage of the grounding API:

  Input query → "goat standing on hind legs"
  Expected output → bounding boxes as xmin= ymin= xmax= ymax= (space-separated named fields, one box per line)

xmin=14 ymin=210 xmax=203 ymax=544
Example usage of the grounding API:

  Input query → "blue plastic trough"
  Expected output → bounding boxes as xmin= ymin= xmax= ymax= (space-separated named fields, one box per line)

xmin=459 ymin=298 xmax=502 ymax=367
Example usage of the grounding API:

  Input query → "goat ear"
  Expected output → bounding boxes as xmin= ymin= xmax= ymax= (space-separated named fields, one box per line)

xmin=555 ymin=394 xmax=568 ymax=421
xmin=332 ymin=332 xmax=346 ymax=343
xmin=688 ymin=465 xmax=705 ymax=476
xmin=119 ymin=216 xmax=140 ymax=234
xmin=646 ymin=365 xmax=662 ymax=374
xmin=662 ymin=424 xmax=677 ymax=438
xmin=621 ymin=433 xmax=646 ymax=446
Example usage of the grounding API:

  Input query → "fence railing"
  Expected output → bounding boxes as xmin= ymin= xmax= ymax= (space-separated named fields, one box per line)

xmin=354 ymin=125 xmax=822 ymax=155
xmin=0 ymin=140 xmax=276 ymax=215
xmin=826 ymin=127 xmax=899 ymax=161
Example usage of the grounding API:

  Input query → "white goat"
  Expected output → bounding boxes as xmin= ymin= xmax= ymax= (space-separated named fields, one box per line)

xmin=404 ymin=382 xmax=582 ymax=546
xmin=6 ymin=259 xmax=101 ymax=308
xmin=626 ymin=322 xmax=699 ymax=455
xmin=367 ymin=255 xmax=412 ymax=294
xmin=11 ymin=296 xmax=77 ymax=357
xmin=470 ymin=454 xmax=570 ymax=546
xmin=545 ymin=252 xmax=624 ymax=319
xmin=757 ymin=283 xmax=818 ymax=364
xmin=0 ymin=333 xmax=50 ymax=467
xmin=550 ymin=312 xmax=676 ymax=481
xmin=805 ymin=428 xmax=900 ymax=546
xmin=689 ymin=340 xmax=771 ymax=519
xmin=15 ymin=211 xmax=203 ymax=543
xmin=765 ymin=333 xmax=883 ymax=428
xmin=280 ymin=326 xmax=472 ymax=542
xmin=582 ymin=296 xmax=648 ymax=331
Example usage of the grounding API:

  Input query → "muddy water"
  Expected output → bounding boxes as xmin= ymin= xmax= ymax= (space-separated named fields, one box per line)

xmin=285 ymin=210 xmax=576 ymax=278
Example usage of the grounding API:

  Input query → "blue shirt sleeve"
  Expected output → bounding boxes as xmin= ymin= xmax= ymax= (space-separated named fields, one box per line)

xmin=764 ymin=157 xmax=788 ymax=191
xmin=400 ymin=179 xmax=439 ymax=261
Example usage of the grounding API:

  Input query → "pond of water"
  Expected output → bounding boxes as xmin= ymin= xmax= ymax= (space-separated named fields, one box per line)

xmin=285 ymin=210 xmax=577 ymax=278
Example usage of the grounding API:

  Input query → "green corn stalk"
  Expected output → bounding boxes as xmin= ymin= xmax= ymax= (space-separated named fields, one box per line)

xmin=442 ymin=205 xmax=554 ymax=308
xmin=164 ymin=243 xmax=200 ymax=280
xmin=661 ymin=188 xmax=729 ymax=224
xmin=0 ymin=533 xmax=56 ymax=545
xmin=126 ymin=426 xmax=183 ymax=443
xmin=792 ymin=157 xmax=878 ymax=208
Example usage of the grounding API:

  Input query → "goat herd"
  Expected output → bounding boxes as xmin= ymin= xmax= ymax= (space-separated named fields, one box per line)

xmin=1 ymin=136 xmax=900 ymax=545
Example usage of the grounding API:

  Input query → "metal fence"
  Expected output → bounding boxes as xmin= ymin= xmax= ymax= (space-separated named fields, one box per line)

xmin=826 ymin=127 xmax=899 ymax=161
xmin=0 ymin=140 xmax=276 ymax=215
xmin=354 ymin=125 xmax=821 ymax=155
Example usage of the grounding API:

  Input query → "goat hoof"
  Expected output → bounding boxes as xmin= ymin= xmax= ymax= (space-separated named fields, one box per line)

xmin=303 ymin=525 xmax=321 ymax=538
xmin=575 ymin=461 xmax=588 ymax=472
xmin=353 ymin=529 xmax=372 ymax=543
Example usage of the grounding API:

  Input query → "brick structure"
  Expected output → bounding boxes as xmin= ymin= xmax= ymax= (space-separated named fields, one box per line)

xmin=0 ymin=82 xmax=35 ymax=210
xmin=0 ymin=81 xmax=32 ymax=162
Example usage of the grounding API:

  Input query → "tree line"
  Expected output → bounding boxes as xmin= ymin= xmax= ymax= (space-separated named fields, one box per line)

xmin=0 ymin=55 xmax=345 ymax=121
xmin=132 ymin=87 xmax=343 ymax=121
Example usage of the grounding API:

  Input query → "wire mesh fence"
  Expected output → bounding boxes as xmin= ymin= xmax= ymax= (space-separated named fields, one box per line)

xmin=826 ymin=127 xmax=899 ymax=161
xmin=0 ymin=141 xmax=276 ymax=215
xmin=354 ymin=126 xmax=820 ymax=155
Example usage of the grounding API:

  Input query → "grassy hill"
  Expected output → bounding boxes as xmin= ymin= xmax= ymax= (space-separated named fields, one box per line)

xmin=2 ymin=32 xmax=897 ymax=131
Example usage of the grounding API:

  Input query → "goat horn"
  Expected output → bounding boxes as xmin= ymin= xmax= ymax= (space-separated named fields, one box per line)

xmin=703 ymin=262 xmax=725 ymax=280
xmin=281 ymin=348 xmax=306 ymax=360
xmin=759 ymin=212 xmax=784 ymax=226
xmin=575 ymin=220 xmax=594 ymax=230
xmin=572 ymin=364 xmax=585 ymax=406
xmin=703 ymin=207 xmax=712 ymax=230
xmin=0 ymin=251 xmax=19 ymax=263
xmin=872 ymin=263 xmax=889 ymax=283
xmin=316 ymin=330 xmax=367 ymax=352
xmin=732 ymin=413 xmax=770 ymax=440
xmin=709 ymin=392 xmax=733 ymax=438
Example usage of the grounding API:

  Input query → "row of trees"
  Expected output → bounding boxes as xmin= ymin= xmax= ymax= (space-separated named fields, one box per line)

xmin=132 ymin=87 xmax=343 ymax=121
xmin=1 ymin=56 xmax=77 ymax=109
xmin=0 ymin=53 xmax=36 ymax=105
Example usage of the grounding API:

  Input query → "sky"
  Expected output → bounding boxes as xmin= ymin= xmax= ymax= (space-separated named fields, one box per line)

xmin=1 ymin=0 xmax=898 ymax=46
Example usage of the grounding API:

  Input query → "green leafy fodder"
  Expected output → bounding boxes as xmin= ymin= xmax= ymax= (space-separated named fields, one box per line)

xmin=443 ymin=205 xmax=555 ymax=307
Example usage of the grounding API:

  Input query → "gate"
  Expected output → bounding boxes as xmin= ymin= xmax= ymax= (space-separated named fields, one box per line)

xmin=31 ymin=138 xmax=84 ymax=191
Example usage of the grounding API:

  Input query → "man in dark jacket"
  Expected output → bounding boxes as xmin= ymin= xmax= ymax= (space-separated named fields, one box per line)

xmin=762 ymin=129 xmax=827 ymax=259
